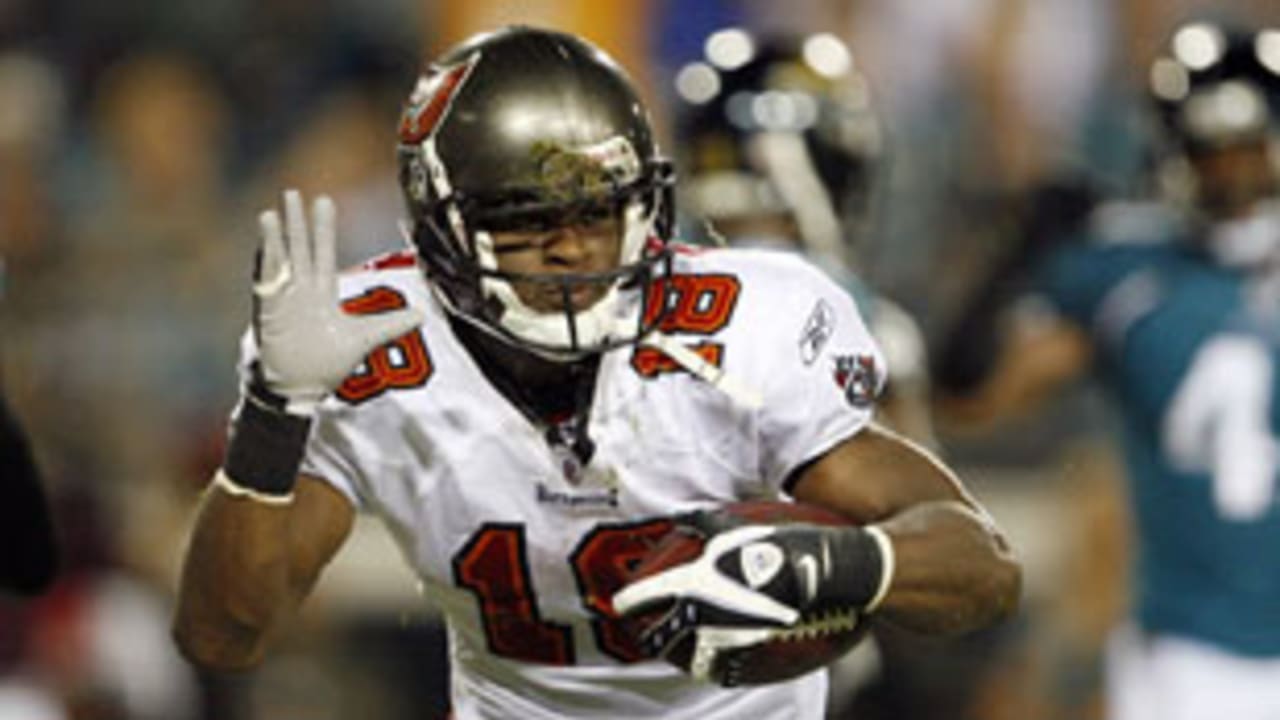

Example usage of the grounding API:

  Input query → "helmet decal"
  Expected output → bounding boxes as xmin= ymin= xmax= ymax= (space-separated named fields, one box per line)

xmin=512 ymin=137 xmax=638 ymax=206
xmin=398 ymin=53 xmax=480 ymax=146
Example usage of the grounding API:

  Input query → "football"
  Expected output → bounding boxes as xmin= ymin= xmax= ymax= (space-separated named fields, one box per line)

xmin=621 ymin=499 xmax=872 ymax=686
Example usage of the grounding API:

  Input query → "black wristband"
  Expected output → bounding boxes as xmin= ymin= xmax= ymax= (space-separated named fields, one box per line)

xmin=819 ymin=526 xmax=887 ymax=610
xmin=223 ymin=395 xmax=312 ymax=497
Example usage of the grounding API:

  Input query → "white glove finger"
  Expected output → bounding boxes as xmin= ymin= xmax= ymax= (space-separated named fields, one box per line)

xmin=616 ymin=565 xmax=797 ymax=626
xmin=613 ymin=563 xmax=702 ymax=615
xmin=609 ymin=563 xmax=691 ymax=614
xmin=613 ymin=526 xmax=776 ymax=616
xmin=283 ymin=188 xmax=313 ymax=277
xmin=348 ymin=308 xmax=426 ymax=353
xmin=312 ymin=195 xmax=337 ymax=278
xmin=254 ymin=209 xmax=291 ymax=296
xmin=614 ymin=533 xmax=800 ymax=625
xmin=703 ymin=525 xmax=778 ymax=557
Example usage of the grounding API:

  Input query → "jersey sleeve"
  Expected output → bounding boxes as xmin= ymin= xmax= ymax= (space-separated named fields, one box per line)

xmin=750 ymin=255 xmax=888 ymax=492
xmin=232 ymin=327 xmax=367 ymax=509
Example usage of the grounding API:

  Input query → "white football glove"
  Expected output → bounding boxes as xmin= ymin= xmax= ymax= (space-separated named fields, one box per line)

xmin=612 ymin=525 xmax=800 ymax=682
xmin=612 ymin=515 xmax=892 ymax=682
xmin=252 ymin=189 xmax=423 ymax=415
xmin=613 ymin=525 xmax=803 ymax=625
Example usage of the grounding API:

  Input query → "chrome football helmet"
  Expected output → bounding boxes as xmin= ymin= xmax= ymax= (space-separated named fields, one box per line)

xmin=397 ymin=26 xmax=675 ymax=360
xmin=671 ymin=28 xmax=882 ymax=268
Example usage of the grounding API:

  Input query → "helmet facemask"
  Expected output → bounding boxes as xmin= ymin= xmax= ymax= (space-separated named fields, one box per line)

xmin=407 ymin=139 xmax=675 ymax=362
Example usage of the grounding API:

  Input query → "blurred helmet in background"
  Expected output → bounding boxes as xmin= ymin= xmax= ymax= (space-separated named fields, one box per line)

xmin=1148 ymin=19 xmax=1280 ymax=266
xmin=671 ymin=28 xmax=883 ymax=270
xmin=397 ymin=26 xmax=675 ymax=360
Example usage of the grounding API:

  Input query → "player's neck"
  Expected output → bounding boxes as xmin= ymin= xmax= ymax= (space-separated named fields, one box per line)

xmin=448 ymin=315 xmax=600 ymax=422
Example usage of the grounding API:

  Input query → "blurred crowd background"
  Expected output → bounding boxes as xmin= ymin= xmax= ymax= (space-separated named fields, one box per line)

xmin=1 ymin=0 xmax=1278 ymax=718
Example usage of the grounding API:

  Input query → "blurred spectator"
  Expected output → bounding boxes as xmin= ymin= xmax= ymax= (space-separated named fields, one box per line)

xmin=0 ymin=487 xmax=199 ymax=720
xmin=53 ymin=52 xmax=243 ymax=579
xmin=0 ymin=50 xmax=231 ymax=718
xmin=251 ymin=86 xmax=408 ymax=267
xmin=0 ymin=53 xmax=65 ymax=266
xmin=843 ymin=0 xmax=1115 ymax=331
xmin=224 ymin=0 xmax=422 ymax=174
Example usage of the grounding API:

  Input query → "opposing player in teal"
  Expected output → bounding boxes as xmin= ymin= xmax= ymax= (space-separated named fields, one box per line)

xmin=937 ymin=20 xmax=1280 ymax=720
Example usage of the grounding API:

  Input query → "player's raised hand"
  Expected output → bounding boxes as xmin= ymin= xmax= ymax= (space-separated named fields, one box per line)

xmin=252 ymin=189 xmax=423 ymax=415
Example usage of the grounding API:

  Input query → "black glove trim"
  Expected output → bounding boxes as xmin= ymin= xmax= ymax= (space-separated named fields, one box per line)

xmin=822 ymin=525 xmax=889 ymax=610
xmin=712 ymin=523 xmax=890 ymax=613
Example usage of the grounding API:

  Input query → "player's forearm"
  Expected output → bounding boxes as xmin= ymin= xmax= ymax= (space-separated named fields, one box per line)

xmin=172 ymin=488 xmax=298 ymax=670
xmin=875 ymin=500 xmax=1021 ymax=634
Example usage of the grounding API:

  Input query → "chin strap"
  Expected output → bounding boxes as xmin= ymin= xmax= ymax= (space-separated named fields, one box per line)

xmin=636 ymin=330 xmax=764 ymax=410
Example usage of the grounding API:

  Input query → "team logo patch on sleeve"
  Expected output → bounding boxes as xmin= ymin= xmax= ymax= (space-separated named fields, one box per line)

xmin=832 ymin=354 xmax=881 ymax=408
xmin=799 ymin=299 xmax=836 ymax=365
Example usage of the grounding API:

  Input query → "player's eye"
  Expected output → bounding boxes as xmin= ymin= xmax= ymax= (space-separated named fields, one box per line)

xmin=492 ymin=233 xmax=554 ymax=255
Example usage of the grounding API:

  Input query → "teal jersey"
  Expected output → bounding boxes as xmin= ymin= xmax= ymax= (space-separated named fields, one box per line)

xmin=1041 ymin=230 xmax=1280 ymax=656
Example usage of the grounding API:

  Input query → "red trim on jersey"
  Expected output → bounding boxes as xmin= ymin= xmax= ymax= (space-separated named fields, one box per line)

xmin=354 ymin=250 xmax=419 ymax=273
xmin=642 ymin=273 xmax=741 ymax=334
xmin=663 ymin=240 xmax=708 ymax=256
xmin=336 ymin=286 xmax=433 ymax=404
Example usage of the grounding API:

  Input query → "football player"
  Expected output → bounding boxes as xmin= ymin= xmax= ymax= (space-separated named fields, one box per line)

xmin=934 ymin=19 xmax=1280 ymax=720
xmin=670 ymin=27 xmax=935 ymax=448
xmin=172 ymin=26 xmax=1020 ymax=719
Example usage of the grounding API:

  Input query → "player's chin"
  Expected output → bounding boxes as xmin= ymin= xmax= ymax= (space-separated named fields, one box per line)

xmin=517 ymin=286 xmax=609 ymax=313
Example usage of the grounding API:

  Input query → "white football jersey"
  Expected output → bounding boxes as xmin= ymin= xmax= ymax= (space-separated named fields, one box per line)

xmin=237 ymin=245 xmax=887 ymax=720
